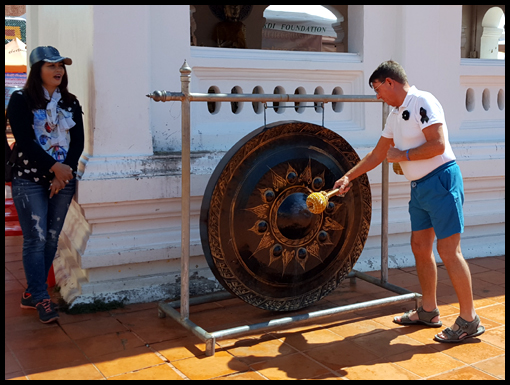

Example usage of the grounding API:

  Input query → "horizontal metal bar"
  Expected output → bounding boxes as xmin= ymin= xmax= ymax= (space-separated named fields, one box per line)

xmin=158 ymin=302 xmax=214 ymax=342
xmin=147 ymin=90 xmax=381 ymax=104
xmin=163 ymin=291 xmax=234 ymax=309
xmin=209 ymin=292 xmax=420 ymax=340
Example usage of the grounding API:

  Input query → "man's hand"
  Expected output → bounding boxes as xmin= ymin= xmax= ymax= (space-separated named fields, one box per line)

xmin=333 ymin=175 xmax=352 ymax=196
xmin=386 ymin=145 xmax=405 ymax=163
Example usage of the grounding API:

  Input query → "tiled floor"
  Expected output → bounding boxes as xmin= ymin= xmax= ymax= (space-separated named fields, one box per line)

xmin=5 ymin=241 xmax=505 ymax=380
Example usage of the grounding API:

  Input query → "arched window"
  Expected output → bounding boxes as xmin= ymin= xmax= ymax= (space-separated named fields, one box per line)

xmin=262 ymin=5 xmax=343 ymax=52
xmin=190 ymin=5 xmax=348 ymax=53
xmin=480 ymin=8 xmax=505 ymax=59
xmin=461 ymin=5 xmax=505 ymax=60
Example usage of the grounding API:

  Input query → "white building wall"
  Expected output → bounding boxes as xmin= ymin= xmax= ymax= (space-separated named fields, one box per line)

xmin=26 ymin=5 xmax=504 ymax=307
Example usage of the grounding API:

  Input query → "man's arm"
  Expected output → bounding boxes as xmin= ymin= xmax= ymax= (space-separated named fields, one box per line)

xmin=386 ymin=123 xmax=446 ymax=162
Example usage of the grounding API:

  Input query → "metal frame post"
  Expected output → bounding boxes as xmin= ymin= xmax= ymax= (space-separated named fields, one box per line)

xmin=179 ymin=61 xmax=192 ymax=320
xmin=381 ymin=102 xmax=390 ymax=284
xmin=149 ymin=61 xmax=421 ymax=356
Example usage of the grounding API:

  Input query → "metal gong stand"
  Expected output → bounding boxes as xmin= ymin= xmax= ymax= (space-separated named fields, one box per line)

xmin=147 ymin=61 xmax=422 ymax=357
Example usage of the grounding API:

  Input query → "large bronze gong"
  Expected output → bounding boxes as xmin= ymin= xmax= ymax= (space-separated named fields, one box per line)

xmin=200 ymin=121 xmax=371 ymax=311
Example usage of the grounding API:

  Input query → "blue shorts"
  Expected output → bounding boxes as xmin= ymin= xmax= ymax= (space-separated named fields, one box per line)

xmin=409 ymin=161 xmax=464 ymax=239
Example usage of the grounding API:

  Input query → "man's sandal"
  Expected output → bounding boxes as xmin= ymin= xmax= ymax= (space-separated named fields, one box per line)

xmin=434 ymin=315 xmax=485 ymax=343
xmin=393 ymin=306 xmax=442 ymax=327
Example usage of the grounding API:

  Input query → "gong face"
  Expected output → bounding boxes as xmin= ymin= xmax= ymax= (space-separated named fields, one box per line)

xmin=200 ymin=121 xmax=371 ymax=311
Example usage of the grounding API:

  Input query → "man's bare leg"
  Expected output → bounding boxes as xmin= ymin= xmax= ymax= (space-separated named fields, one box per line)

xmin=395 ymin=227 xmax=440 ymax=323
xmin=435 ymin=233 xmax=479 ymax=339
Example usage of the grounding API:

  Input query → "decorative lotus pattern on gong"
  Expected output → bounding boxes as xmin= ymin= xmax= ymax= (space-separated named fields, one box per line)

xmin=245 ymin=160 xmax=345 ymax=275
xmin=200 ymin=121 xmax=371 ymax=311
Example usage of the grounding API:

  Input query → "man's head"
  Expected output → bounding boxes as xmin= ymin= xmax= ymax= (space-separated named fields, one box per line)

xmin=369 ymin=60 xmax=410 ymax=107
xmin=369 ymin=60 xmax=408 ymax=88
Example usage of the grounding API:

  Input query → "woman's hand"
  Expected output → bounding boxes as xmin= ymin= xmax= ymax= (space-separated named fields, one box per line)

xmin=49 ymin=163 xmax=73 ymax=198
xmin=49 ymin=177 xmax=66 ymax=199
xmin=50 ymin=162 xmax=73 ymax=183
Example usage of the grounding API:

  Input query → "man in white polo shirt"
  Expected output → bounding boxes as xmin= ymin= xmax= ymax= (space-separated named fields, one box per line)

xmin=333 ymin=60 xmax=484 ymax=343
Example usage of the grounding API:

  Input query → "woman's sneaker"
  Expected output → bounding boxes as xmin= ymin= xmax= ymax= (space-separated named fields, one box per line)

xmin=35 ymin=299 xmax=59 ymax=323
xmin=21 ymin=292 xmax=58 ymax=311
xmin=20 ymin=292 xmax=37 ymax=309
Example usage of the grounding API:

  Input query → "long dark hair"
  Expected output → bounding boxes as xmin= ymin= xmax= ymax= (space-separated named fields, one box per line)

xmin=23 ymin=61 xmax=77 ymax=110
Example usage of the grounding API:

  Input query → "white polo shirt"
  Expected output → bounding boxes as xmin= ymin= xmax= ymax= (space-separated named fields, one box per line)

xmin=381 ymin=86 xmax=456 ymax=181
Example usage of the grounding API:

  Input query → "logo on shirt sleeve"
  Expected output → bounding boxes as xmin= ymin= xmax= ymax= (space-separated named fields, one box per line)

xmin=419 ymin=108 xmax=430 ymax=124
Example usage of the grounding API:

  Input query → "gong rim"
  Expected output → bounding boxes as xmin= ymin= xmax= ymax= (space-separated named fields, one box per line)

xmin=200 ymin=121 xmax=371 ymax=311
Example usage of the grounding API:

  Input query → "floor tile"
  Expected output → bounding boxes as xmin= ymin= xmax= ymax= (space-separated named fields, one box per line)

xmin=4 ymin=313 xmax=62 ymax=333
xmin=479 ymin=326 xmax=505 ymax=349
xmin=54 ymin=311 xmax=97 ymax=325
xmin=115 ymin=309 xmax=190 ymax=344
xmin=472 ymin=270 xmax=506 ymax=285
xmin=273 ymin=327 xmax=344 ymax=352
xmin=439 ymin=295 xmax=499 ymax=310
xmin=304 ymin=339 xmax=379 ymax=372
xmin=91 ymin=345 xmax=166 ymax=378
xmin=435 ymin=282 xmax=461 ymax=298
xmin=226 ymin=336 xmax=297 ymax=365
xmin=152 ymin=335 xmax=208 ymax=361
xmin=471 ymin=279 xmax=506 ymax=299
xmin=5 ymin=290 xmax=22 ymax=304
xmin=427 ymin=365 xmax=500 ymax=380
xmin=5 ymin=325 xmax=70 ymax=352
xmin=325 ymin=318 xmax=385 ymax=339
xmin=381 ymin=272 xmax=422 ymax=288
xmin=432 ymin=339 xmax=504 ymax=365
xmin=106 ymin=363 xmax=184 ymax=380
xmin=475 ymin=303 xmax=505 ymax=325
xmin=385 ymin=346 xmax=465 ymax=378
xmin=13 ymin=340 xmax=88 ymax=371
xmin=60 ymin=315 xmax=128 ymax=340
xmin=5 ymin=280 xmax=26 ymax=295
xmin=26 ymin=363 xmax=104 ymax=380
xmin=210 ymin=370 xmax=269 ymax=380
xmin=73 ymin=330 xmax=146 ymax=358
xmin=472 ymin=355 xmax=505 ymax=379
xmin=464 ymin=262 xmax=490 ymax=274
xmin=352 ymin=329 xmax=424 ymax=358
xmin=4 ymin=372 xmax=27 ymax=380
xmin=4 ymin=350 xmax=22 ymax=375
xmin=250 ymin=352 xmax=333 ymax=380
xmin=343 ymin=360 xmax=421 ymax=380
xmin=5 ymin=261 xmax=25 ymax=280
xmin=469 ymin=257 xmax=506 ymax=270
xmin=108 ymin=301 xmax=159 ymax=315
xmin=171 ymin=350 xmax=250 ymax=380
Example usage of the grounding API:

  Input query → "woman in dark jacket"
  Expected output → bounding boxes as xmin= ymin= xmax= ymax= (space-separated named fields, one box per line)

xmin=7 ymin=46 xmax=84 ymax=323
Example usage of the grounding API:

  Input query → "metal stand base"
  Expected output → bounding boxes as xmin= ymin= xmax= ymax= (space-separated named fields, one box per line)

xmin=158 ymin=270 xmax=422 ymax=356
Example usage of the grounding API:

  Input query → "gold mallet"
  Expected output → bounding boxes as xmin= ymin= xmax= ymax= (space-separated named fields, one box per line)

xmin=306 ymin=183 xmax=352 ymax=214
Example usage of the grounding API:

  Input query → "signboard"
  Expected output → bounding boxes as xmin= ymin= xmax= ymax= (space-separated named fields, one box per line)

xmin=262 ymin=29 xmax=322 ymax=52
xmin=263 ymin=10 xmax=337 ymax=38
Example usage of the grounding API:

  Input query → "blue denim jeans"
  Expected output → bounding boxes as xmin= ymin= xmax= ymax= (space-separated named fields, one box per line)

xmin=12 ymin=177 xmax=76 ymax=303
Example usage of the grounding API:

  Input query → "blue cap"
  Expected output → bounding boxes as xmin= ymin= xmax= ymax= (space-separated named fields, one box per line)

xmin=29 ymin=46 xmax=72 ymax=68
